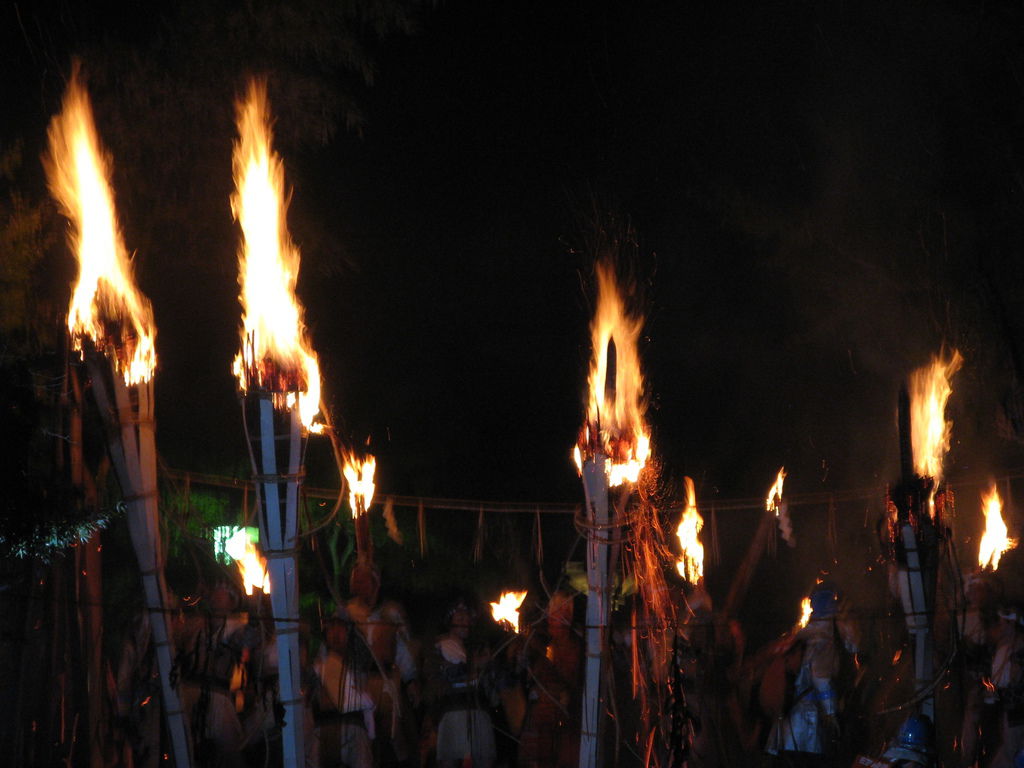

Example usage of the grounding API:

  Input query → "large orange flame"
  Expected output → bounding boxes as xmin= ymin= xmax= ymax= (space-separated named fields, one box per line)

xmin=224 ymin=528 xmax=270 ymax=595
xmin=490 ymin=590 xmax=528 ymax=632
xmin=978 ymin=483 xmax=1017 ymax=570
xmin=909 ymin=350 xmax=962 ymax=484
xmin=675 ymin=477 xmax=704 ymax=584
xmin=343 ymin=454 xmax=376 ymax=517
xmin=231 ymin=79 xmax=322 ymax=430
xmin=766 ymin=468 xmax=786 ymax=514
xmin=575 ymin=261 xmax=650 ymax=487
xmin=46 ymin=71 xmax=156 ymax=385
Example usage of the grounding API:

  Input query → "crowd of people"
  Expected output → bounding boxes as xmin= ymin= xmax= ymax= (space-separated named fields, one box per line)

xmin=110 ymin=560 xmax=1024 ymax=768
xmin=138 ymin=560 xmax=583 ymax=768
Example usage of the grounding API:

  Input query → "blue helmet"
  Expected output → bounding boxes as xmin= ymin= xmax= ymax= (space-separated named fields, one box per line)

xmin=883 ymin=714 xmax=934 ymax=763
xmin=809 ymin=588 xmax=837 ymax=619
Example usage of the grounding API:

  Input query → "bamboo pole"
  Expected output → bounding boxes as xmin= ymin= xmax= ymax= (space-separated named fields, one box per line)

xmin=87 ymin=357 xmax=192 ymax=768
xmin=70 ymin=367 xmax=105 ymax=768
xmin=579 ymin=455 xmax=610 ymax=768
xmin=252 ymin=396 xmax=305 ymax=768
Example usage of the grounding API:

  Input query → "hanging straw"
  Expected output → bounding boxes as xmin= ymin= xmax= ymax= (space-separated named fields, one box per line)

xmin=532 ymin=506 xmax=544 ymax=565
xmin=473 ymin=506 xmax=485 ymax=562
xmin=418 ymin=500 xmax=426 ymax=557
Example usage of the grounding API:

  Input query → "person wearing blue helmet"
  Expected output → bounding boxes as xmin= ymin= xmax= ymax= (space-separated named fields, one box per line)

xmin=765 ymin=584 xmax=858 ymax=766
xmin=882 ymin=713 xmax=934 ymax=767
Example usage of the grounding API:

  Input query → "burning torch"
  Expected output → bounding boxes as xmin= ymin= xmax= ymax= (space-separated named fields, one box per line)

xmin=889 ymin=350 xmax=961 ymax=722
xmin=573 ymin=260 xmax=650 ymax=768
xmin=232 ymin=79 xmax=324 ymax=768
xmin=343 ymin=452 xmax=377 ymax=566
xmin=46 ymin=71 xmax=192 ymax=768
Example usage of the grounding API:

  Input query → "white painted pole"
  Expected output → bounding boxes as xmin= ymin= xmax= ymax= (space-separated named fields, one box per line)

xmin=580 ymin=455 xmax=610 ymax=768
xmin=254 ymin=396 xmax=305 ymax=768
xmin=899 ymin=521 xmax=934 ymax=721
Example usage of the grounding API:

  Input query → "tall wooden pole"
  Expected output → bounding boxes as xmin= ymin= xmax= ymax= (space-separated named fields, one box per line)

xmin=892 ymin=385 xmax=938 ymax=722
xmin=87 ymin=357 xmax=192 ymax=768
xmin=579 ymin=455 xmax=611 ymax=768
xmin=249 ymin=394 xmax=306 ymax=768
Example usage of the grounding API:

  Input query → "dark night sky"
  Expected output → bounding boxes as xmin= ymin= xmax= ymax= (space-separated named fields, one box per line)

xmin=6 ymin=0 xmax=1024 ymax=514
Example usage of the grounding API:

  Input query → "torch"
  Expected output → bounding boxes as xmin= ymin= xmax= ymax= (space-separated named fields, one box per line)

xmin=45 ymin=72 xmax=192 ymax=768
xmin=573 ymin=261 xmax=650 ymax=768
xmin=232 ymin=79 xmax=324 ymax=768
xmin=343 ymin=453 xmax=377 ymax=565
xmin=890 ymin=350 xmax=962 ymax=721
xmin=977 ymin=483 xmax=1016 ymax=572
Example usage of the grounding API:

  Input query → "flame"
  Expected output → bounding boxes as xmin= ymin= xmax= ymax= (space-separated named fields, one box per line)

xmin=46 ymin=71 xmax=156 ymax=384
xmin=231 ymin=79 xmax=322 ymax=430
xmin=343 ymin=454 xmax=376 ymax=517
xmin=909 ymin=350 xmax=962 ymax=484
xmin=766 ymin=468 xmax=786 ymax=514
xmin=675 ymin=477 xmax=704 ymax=584
xmin=978 ymin=483 xmax=1017 ymax=570
xmin=797 ymin=596 xmax=812 ymax=629
xmin=490 ymin=590 xmax=528 ymax=632
xmin=575 ymin=262 xmax=650 ymax=487
xmin=224 ymin=528 xmax=270 ymax=595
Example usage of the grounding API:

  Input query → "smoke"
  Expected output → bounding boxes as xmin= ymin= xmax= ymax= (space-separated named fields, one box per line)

xmin=777 ymin=502 xmax=795 ymax=548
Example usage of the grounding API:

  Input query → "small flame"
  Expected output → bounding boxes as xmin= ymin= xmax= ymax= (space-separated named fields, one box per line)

xmin=909 ymin=350 xmax=962 ymax=487
xmin=675 ymin=477 xmax=704 ymax=584
xmin=978 ymin=483 xmax=1017 ymax=570
xmin=343 ymin=454 xmax=376 ymax=517
xmin=766 ymin=468 xmax=786 ymax=514
xmin=575 ymin=262 xmax=650 ymax=487
xmin=46 ymin=70 xmax=156 ymax=384
xmin=797 ymin=596 xmax=812 ymax=628
xmin=231 ymin=79 xmax=322 ymax=430
xmin=224 ymin=528 xmax=270 ymax=595
xmin=490 ymin=590 xmax=528 ymax=632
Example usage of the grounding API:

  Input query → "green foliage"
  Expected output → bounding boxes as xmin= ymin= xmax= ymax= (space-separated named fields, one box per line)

xmin=0 ymin=141 xmax=61 ymax=355
xmin=0 ymin=509 xmax=112 ymax=562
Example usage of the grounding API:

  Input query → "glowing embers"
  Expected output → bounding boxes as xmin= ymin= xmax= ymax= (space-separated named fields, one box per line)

xmin=978 ymin=483 xmax=1017 ymax=571
xmin=46 ymin=70 xmax=155 ymax=385
xmin=574 ymin=261 xmax=650 ymax=487
xmin=675 ymin=477 xmax=704 ymax=585
xmin=231 ymin=78 xmax=322 ymax=431
xmin=490 ymin=590 xmax=528 ymax=632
